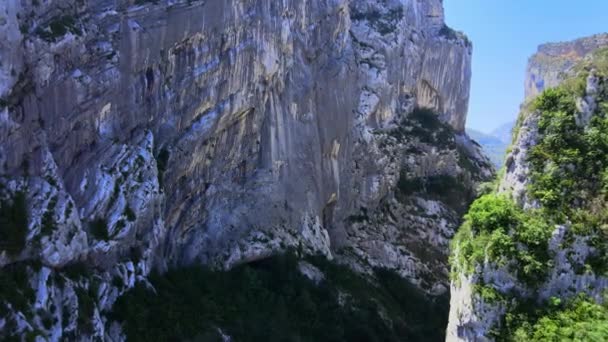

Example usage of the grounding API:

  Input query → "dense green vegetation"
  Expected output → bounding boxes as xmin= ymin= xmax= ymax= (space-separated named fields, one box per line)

xmin=0 ymin=263 xmax=34 ymax=316
xmin=407 ymin=107 xmax=455 ymax=146
xmin=397 ymin=172 xmax=472 ymax=213
xmin=0 ymin=191 xmax=29 ymax=256
xmin=528 ymin=87 xmax=608 ymax=214
xmin=525 ymin=68 xmax=608 ymax=276
xmin=390 ymin=107 xmax=482 ymax=213
xmin=112 ymin=253 xmax=448 ymax=342
xmin=510 ymin=295 xmax=608 ymax=341
xmin=386 ymin=107 xmax=454 ymax=147
xmin=451 ymin=49 xmax=608 ymax=341
xmin=453 ymin=51 xmax=608 ymax=284
xmin=438 ymin=24 xmax=472 ymax=47
xmin=451 ymin=194 xmax=553 ymax=286
xmin=497 ymin=295 xmax=608 ymax=342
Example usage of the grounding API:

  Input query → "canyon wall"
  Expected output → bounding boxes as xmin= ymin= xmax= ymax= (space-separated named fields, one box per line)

xmin=448 ymin=35 xmax=608 ymax=341
xmin=525 ymin=33 xmax=608 ymax=100
xmin=0 ymin=0 xmax=491 ymax=339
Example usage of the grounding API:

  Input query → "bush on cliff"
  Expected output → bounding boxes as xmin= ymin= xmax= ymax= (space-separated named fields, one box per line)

xmin=0 ymin=191 xmax=29 ymax=256
xmin=451 ymin=194 xmax=554 ymax=286
xmin=452 ymin=53 xmax=608 ymax=341
xmin=528 ymin=87 xmax=608 ymax=214
xmin=510 ymin=295 xmax=608 ymax=341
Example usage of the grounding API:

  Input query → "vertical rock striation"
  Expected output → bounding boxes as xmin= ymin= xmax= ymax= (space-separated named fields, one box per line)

xmin=525 ymin=33 xmax=608 ymax=100
xmin=0 ymin=0 xmax=490 ymax=339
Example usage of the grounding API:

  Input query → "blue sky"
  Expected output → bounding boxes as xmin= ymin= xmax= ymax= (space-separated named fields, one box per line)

xmin=444 ymin=0 xmax=608 ymax=133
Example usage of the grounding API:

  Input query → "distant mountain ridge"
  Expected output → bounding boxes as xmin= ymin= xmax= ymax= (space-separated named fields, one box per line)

xmin=467 ymin=121 xmax=514 ymax=168
xmin=490 ymin=121 xmax=515 ymax=144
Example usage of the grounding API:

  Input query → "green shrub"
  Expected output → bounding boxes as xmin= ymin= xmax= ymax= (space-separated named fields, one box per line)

xmin=396 ymin=172 xmax=473 ymax=213
xmin=409 ymin=108 xmax=454 ymax=146
xmin=438 ymin=25 xmax=471 ymax=47
xmin=486 ymin=228 xmax=516 ymax=266
xmin=511 ymin=295 xmax=608 ymax=341
xmin=125 ymin=205 xmax=136 ymax=222
xmin=388 ymin=107 xmax=453 ymax=145
xmin=410 ymin=108 xmax=443 ymax=130
xmin=396 ymin=172 xmax=424 ymax=198
xmin=439 ymin=25 xmax=459 ymax=40
xmin=41 ymin=195 xmax=58 ymax=236
xmin=532 ymin=87 xmax=577 ymax=114
xmin=523 ymin=78 xmax=608 ymax=280
xmin=561 ymin=73 xmax=588 ymax=97
xmin=0 ymin=263 xmax=34 ymax=315
xmin=0 ymin=191 xmax=29 ymax=256
xmin=35 ymin=16 xmax=81 ymax=42
xmin=515 ymin=214 xmax=552 ymax=255
xmin=451 ymin=195 xmax=555 ymax=286
xmin=75 ymin=287 xmax=95 ymax=334
xmin=465 ymin=194 xmax=520 ymax=234
xmin=475 ymin=285 xmax=506 ymax=304
xmin=62 ymin=262 xmax=92 ymax=280
xmin=89 ymin=218 xmax=109 ymax=241
xmin=156 ymin=148 xmax=170 ymax=189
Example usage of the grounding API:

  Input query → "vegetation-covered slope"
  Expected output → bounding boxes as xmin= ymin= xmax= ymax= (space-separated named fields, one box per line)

xmin=112 ymin=253 xmax=448 ymax=342
xmin=450 ymin=48 xmax=608 ymax=341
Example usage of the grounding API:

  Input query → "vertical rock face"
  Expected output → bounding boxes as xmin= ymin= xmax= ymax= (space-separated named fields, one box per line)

xmin=448 ymin=36 xmax=608 ymax=342
xmin=505 ymin=35 xmax=608 ymax=207
xmin=525 ymin=33 xmax=608 ymax=100
xmin=0 ymin=0 xmax=490 ymax=339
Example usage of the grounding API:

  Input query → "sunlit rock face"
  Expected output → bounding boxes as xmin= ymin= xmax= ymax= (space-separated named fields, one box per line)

xmin=0 ymin=0 xmax=490 ymax=339
xmin=448 ymin=35 xmax=608 ymax=342
xmin=525 ymin=33 xmax=608 ymax=100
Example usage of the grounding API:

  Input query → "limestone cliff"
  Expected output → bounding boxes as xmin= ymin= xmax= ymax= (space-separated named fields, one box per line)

xmin=0 ymin=0 xmax=490 ymax=339
xmin=525 ymin=33 xmax=608 ymax=100
xmin=448 ymin=36 xmax=608 ymax=341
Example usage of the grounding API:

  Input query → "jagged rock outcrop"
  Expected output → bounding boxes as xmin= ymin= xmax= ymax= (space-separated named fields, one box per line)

xmin=0 ymin=0 xmax=490 ymax=339
xmin=448 ymin=36 xmax=608 ymax=341
xmin=525 ymin=33 xmax=608 ymax=100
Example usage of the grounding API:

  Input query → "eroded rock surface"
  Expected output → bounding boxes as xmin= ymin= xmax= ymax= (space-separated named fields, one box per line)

xmin=525 ymin=33 xmax=608 ymax=100
xmin=0 ymin=0 xmax=490 ymax=339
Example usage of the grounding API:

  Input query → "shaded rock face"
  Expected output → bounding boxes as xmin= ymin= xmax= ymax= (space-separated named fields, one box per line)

xmin=0 ymin=0 xmax=490 ymax=339
xmin=525 ymin=33 xmax=608 ymax=100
